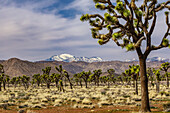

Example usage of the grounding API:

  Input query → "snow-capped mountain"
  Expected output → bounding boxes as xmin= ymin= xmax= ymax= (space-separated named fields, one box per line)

xmin=126 ymin=57 xmax=170 ymax=62
xmin=46 ymin=54 xmax=103 ymax=63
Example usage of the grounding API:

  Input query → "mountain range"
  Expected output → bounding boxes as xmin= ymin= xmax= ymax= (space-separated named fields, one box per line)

xmin=0 ymin=57 xmax=165 ymax=77
xmin=46 ymin=54 xmax=170 ymax=63
xmin=46 ymin=54 xmax=103 ymax=62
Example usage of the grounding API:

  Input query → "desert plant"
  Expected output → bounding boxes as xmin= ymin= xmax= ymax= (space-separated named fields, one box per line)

xmin=42 ymin=67 xmax=52 ymax=89
xmin=80 ymin=0 xmax=170 ymax=112
xmin=32 ymin=74 xmax=41 ymax=87
xmin=147 ymin=67 xmax=154 ymax=87
xmin=63 ymin=70 xmax=73 ymax=89
xmin=93 ymin=69 xmax=102 ymax=86
xmin=153 ymin=68 xmax=161 ymax=93
xmin=160 ymin=62 xmax=170 ymax=87
xmin=129 ymin=65 xmax=140 ymax=95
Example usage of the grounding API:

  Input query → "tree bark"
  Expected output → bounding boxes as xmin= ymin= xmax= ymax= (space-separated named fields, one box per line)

xmin=166 ymin=72 xmax=169 ymax=88
xmin=0 ymin=82 xmax=2 ymax=91
xmin=139 ymin=58 xmax=151 ymax=112
xmin=135 ymin=79 xmax=138 ymax=95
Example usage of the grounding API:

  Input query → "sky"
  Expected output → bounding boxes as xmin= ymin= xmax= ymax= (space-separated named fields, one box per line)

xmin=0 ymin=0 xmax=169 ymax=61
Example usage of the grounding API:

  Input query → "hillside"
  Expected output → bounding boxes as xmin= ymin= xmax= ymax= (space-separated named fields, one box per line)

xmin=0 ymin=58 xmax=163 ymax=77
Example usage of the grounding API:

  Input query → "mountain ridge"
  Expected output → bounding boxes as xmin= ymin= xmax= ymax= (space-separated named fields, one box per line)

xmin=0 ymin=57 xmax=165 ymax=77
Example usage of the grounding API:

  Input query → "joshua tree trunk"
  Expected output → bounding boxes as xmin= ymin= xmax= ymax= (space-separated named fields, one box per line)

xmin=67 ymin=77 xmax=73 ymax=89
xmin=85 ymin=81 xmax=88 ymax=88
xmin=79 ymin=80 xmax=82 ymax=88
xmin=47 ymin=83 xmax=50 ymax=89
xmin=139 ymin=58 xmax=151 ymax=112
xmin=165 ymin=72 xmax=169 ymax=88
xmin=135 ymin=79 xmax=138 ymax=95
xmin=107 ymin=81 xmax=110 ymax=88
xmin=3 ymin=81 xmax=6 ymax=90
xmin=0 ymin=82 xmax=2 ymax=91
xmin=156 ymin=79 xmax=160 ymax=93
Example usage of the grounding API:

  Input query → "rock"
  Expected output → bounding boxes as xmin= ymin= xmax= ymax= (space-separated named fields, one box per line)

xmin=18 ymin=109 xmax=25 ymax=113
xmin=82 ymin=98 xmax=92 ymax=105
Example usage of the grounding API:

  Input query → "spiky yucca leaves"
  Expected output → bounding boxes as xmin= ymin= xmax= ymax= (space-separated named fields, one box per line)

xmin=162 ymin=38 xmax=169 ymax=47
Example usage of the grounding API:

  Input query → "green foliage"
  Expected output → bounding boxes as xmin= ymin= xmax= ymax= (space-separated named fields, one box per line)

xmin=104 ymin=13 xmax=118 ymax=24
xmin=135 ymin=9 xmax=143 ymax=17
xmin=95 ymin=3 xmax=105 ymax=10
xmin=153 ymin=68 xmax=161 ymax=81
xmin=126 ymin=43 xmax=135 ymax=51
xmin=106 ymin=24 xmax=111 ymax=30
xmin=123 ymin=9 xmax=130 ymax=17
xmin=112 ymin=32 xmax=122 ymax=40
xmin=165 ymin=11 xmax=169 ymax=15
xmin=80 ymin=14 xmax=90 ymax=22
xmin=162 ymin=38 xmax=169 ymax=46
xmin=93 ymin=0 xmax=99 ymax=3
xmin=134 ymin=19 xmax=138 ymax=27
xmin=115 ymin=1 xmax=124 ymax=13
xmin=123 ymin=38 xmax=130 ymax=45
xmin=98 ymin=39 xmax=104 ymax=45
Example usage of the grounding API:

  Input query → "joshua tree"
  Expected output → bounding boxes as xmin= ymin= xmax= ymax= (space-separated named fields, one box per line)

xmin=80 ymin=0 xmax=170 ymax=111
xmin=10 ymin=77 xmax=17 ymax=88
xmin=59 ymin=80 xmax=64 ymax=92
xmin=2 ymin=74 xmax=10 ymax=90
xmin=123 ymin=69 xmax=132 ymax=85
xmin=153 ymin=68 xmax=161 ymax=93
xmin=147 ymin=67 xmax=154 ymax=87
xmin=21 ymin=75 xmax=30 ymax=90
xmin=160 ymin=62 xmax=170 ymax=87
xmin=129 ymin=65 xmax=140 ymax=95
xmin=93 ymin=69 xmax=102 ymax=86
xmin=63 ymin=70 xmax=73 ymax=89
xmin=55 ymin=65 xmax=64 ymax=79
xmin=51 ymin=73 xmax=61 ymax=89
xmin=107 ymin=69 xmax=116 ymax=84
xmin=32 ymin=74 xmax=41 ymax=87
xmin=42 ymin=67 xmax=52 ymax=89
xmin=74 ymin=73 xmax=83 ymax=87
xmin=81 ymin=71 xmax=91 ymax=88
xmin=118 ymin=75 xmax=124 ymax=85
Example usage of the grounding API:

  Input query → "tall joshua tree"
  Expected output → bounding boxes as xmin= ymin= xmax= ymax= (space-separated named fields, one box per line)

xmin=80 ymin=0 xmax=170 ymax=112
xmin=160 ymin=62 xmax=170 ymax=87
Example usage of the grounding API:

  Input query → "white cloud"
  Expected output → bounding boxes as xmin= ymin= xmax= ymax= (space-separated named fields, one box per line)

xmin=0 ymin=0 xmax=169 ymax=61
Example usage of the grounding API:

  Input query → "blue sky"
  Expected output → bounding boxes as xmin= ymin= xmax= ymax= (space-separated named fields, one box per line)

xmin=0 ymin=0 xmax=169 ymax=61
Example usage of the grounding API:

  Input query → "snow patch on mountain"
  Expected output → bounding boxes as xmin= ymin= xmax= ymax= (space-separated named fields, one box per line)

xmin=126 ymin=57 xmax=170 ymax=62
xmin=46 ymin=54 xmax=103 ymax=62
